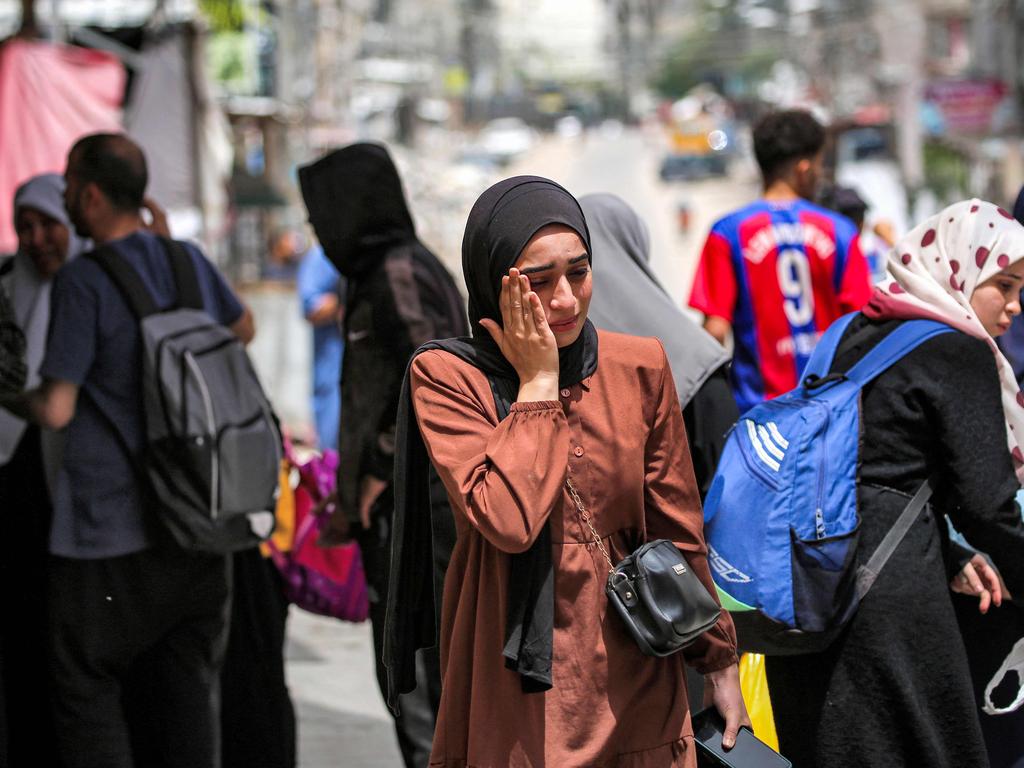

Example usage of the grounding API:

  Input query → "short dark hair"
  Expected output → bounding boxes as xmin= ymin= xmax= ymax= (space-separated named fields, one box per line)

xmin=752 ymin=110 xmax=826 ymax=183
xmin=820 ymin=185 xmax=868 ymax=226
xmin=68 ymin=133 xmax=148 ymax=212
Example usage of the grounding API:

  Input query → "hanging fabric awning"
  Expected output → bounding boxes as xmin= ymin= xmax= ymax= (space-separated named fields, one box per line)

xmin=0 ymin=38 xmax=124 ymax=252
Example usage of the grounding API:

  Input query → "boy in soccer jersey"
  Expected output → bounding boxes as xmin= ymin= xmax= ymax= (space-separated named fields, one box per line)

xmin=689 ymin=109 xmax=873 ymax=413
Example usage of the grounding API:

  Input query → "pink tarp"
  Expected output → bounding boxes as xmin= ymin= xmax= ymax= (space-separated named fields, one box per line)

xmin=0 ymin=39 xmax=124 ymax=252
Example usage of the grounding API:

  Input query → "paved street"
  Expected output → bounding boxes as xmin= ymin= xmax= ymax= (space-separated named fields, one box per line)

xmin=502 ymin=126 xmax=759 ymax=305
xmin=286 ymin=611 xmax=403 ymax=767
xmin=273 ymin=127 xmax=758 ymax=766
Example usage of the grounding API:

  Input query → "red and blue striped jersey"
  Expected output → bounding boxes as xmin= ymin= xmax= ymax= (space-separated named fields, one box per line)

xmin=689 ymin=199 xmax=872 ymax=413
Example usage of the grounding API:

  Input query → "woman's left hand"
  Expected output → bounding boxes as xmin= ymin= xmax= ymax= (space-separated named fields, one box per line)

xmin=951 ymin=553 xmax=1010 ymax=613
xmin=702 ymin=664 xmax=751 ymax=750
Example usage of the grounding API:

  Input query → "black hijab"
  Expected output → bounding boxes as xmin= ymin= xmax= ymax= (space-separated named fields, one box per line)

xmin=384 ymin=176 xmax=598 ymax=709
xmin=460 ymin=175 xmax=599 ymax=387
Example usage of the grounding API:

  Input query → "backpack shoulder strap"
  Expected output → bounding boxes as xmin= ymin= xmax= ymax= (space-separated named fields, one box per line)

xmin=801 ymin=312 xmax=858 ymax=382
xmin=845 ymin=320 xmax=954 ymax=387
xmin=159 ymin=237 xmax=204 ymax=310
xmin=86 ymin=244 xmax=159 ymax=319
xmin=855 ymin=478 xmax=934 ymax=600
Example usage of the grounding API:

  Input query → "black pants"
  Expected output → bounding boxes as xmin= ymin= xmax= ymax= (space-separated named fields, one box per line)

xmin=0 ymin=427 xmax=56 ymax=767
xmin=221 ymin=548 xmax=296 ymax=768
xmin=48 ymin=546 xmax=231 ymax=768
xmin=358 ymin=489 xmax=441 ymax=768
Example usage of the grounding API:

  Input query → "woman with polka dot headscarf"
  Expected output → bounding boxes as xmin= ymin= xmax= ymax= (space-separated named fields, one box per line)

xmin=764 ymin=200 xmax=1024 ymax=768
xmin=864 ymin=199 xmax=1024 ymax=768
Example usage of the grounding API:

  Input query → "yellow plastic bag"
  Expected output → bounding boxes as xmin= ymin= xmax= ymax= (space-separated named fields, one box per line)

xmin=260 ymin=459 xmax=296 ymax=557
xmin=738 ymin=653 xmax=778 ymax=750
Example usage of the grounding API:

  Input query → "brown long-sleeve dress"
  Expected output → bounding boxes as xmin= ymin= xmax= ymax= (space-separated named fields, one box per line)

xmin=410 ymin=330 xmax=738 ymax=768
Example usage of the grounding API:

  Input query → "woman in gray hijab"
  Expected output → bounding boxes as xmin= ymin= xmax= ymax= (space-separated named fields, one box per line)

xmin=0 ymin=173 xmax=87 ymax=488
xmin=0 ymin=172 xmax=86 ymax=767
xmin=580 ymin=193 xmax=737 ymax=497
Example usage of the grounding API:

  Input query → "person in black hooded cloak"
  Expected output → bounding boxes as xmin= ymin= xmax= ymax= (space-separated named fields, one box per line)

xmin=298 ymin=143 xmax=467 ymax=768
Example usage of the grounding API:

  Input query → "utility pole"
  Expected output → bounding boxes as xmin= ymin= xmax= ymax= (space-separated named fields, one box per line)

xmin=613 ymin=0 xmax=636 ymax=118
xmin=17 ymin=0 xmax=38 ymax=37
xmin=610 ymin=0 xmax=666 ymax=119
xmin=875 ymin=0 xmax=926 ymax=194
xmin=459 ymin=0 xmax=495 ymax=125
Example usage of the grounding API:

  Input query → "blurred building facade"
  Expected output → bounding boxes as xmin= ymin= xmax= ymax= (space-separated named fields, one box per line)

xmin=651 ymin=0 xmax=1024 ymax=208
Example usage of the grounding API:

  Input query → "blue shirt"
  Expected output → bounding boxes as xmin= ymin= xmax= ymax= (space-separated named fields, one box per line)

xmin=297 ymin=245 xmax=345 ymax=449
xmin=40 ymin=231 xmax=244 ymax=558
xmin=297 ymin=248 xmax=344 ymax=382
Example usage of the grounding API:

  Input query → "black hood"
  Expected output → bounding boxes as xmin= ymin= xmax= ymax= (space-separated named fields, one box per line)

xmin=298 ymin=143 xmax=417 ymax=278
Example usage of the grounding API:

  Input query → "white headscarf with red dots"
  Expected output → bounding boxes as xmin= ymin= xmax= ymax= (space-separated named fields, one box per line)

xmin=864 ymin=198 xmax=1024 ymax=481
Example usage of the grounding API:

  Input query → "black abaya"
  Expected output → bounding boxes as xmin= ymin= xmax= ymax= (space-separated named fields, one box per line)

xmin=766 ymin=315 xmax=1024 ymax=768
xmin=0 ymin=426 xmax=57 ymax=767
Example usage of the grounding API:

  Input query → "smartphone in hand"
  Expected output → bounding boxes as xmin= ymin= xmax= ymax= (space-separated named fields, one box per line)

xmin=692 ymin=707 xmax=791 ymax=768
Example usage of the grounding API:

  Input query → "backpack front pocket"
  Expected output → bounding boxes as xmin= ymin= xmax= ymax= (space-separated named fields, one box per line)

xmin=789 ymin=524 xmax=861 ymax=633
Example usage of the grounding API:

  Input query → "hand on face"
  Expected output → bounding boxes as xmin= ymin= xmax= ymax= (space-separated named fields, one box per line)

xmin=478 ymin=225 xmax=593 ymax=400
xmin=511 ymin=224 xmax=592 ymax=347
xmin=478 ymin=268 xmax=560 ymax=392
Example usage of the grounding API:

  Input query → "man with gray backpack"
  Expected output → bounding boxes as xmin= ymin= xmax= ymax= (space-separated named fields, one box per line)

xmin=1 ymin=133 xmax=268 ymax=768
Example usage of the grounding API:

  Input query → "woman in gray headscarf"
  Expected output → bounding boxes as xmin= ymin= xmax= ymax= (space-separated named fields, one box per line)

xmin=0 ymin=172 xmax=86 ymax=766
xmin=1 ymin=173 xmax=87 ymax=492
xmin=580 ymin=193 xmax=738 ymax=497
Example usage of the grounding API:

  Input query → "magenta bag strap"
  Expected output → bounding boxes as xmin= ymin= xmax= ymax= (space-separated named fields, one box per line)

xmin=291 ymin=506 xmax=325 ymax=552
xmin=266 ymin=498 xmax=330 ymax=564
xmin=277 ymin=442 xmax=340 ymax=554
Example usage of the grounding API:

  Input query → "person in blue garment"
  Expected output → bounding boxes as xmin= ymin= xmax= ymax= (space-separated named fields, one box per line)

xmin=297 ymin=242 xmax=346 ymax=451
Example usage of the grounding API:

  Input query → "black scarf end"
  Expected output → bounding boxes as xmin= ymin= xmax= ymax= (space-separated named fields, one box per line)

xmin=519 ymin=674 xmax=553 ymax=694
xmin=503 ymin=652 xmax=552 ymax=694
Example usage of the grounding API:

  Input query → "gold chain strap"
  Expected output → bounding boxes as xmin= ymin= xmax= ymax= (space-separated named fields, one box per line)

xmin=565 ymin=476 xmax=615 ymax=574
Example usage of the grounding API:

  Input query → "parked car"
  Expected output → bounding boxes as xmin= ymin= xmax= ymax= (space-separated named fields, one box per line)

xmin=477 ymin=118 xmax=536 ymax=166
xmin=658 ymin=153 xmax=728 ymax=182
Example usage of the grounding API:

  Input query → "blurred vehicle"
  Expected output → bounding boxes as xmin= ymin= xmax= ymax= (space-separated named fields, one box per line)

xmin=455 ymin=146 xmax=502 ymax=173
xmin=477 ymin=118 xmax=536 ymax=166
xmin=554 ymin=115 xmax=583 ymax=139
xmin=834 ymin=126 xmax=889 ymax=165
xmin=598 ymin=119 xmax=624 ymax=139
xmin=660 ymin=89 xmax=734 ymax=184
xmin=829 ymin=121 xmax=911 ymax=239
xmin=659 ymin=153 xmax=728 ymax=182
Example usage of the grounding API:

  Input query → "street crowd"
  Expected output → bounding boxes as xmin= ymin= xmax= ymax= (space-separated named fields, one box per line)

xmin=0 ymin=109 xmax=1023 ymax=768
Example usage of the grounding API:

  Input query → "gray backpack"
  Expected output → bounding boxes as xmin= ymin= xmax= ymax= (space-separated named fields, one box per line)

xmin=88 ymin=239 xmax=280 ymax=553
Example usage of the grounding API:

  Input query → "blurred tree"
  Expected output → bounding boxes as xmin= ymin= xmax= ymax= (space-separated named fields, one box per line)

xmin=653 ymin=0 xmax=783 ymax=100
xmin=199 ymin=0 xmax=247 ymax=32
xmin=200 ymin=0 xmax=276 ymax=96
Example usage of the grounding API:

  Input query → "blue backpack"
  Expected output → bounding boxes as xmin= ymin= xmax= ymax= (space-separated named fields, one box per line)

xmin=703 ymin=314 xmax=953 ymax=654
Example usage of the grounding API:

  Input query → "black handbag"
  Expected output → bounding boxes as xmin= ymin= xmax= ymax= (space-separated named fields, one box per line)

xmin=567 ymin=478 xmax=722 ymax=657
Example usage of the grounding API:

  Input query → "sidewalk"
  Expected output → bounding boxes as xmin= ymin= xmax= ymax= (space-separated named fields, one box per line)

xmin=286 ymin=609 xmax=405 ymax=767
